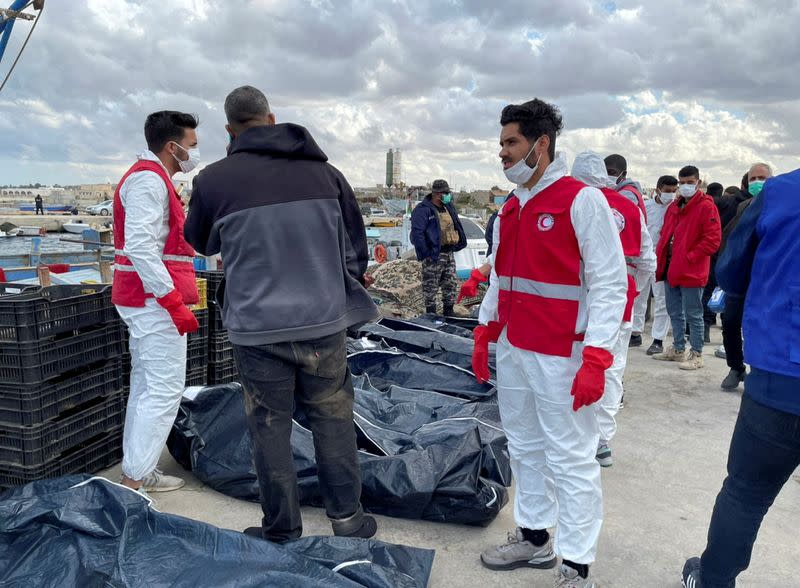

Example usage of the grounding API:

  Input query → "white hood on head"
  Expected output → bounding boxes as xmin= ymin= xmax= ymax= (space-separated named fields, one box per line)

xmin=571 ymin=151 xmax=614 ymax=189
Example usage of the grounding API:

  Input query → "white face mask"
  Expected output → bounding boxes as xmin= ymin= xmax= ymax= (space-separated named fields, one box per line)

xmin=171 ymin=142 xmax=200 ymax=173
xmin=608 ymin=173 xmax=622 ymax=186
xmin=504 ymin=141 xmax=541 ymax=185
xmin=679 ymin=183 xmax=697 ymax=198
xmin=658 ymin=190 xmax=675 ymax=204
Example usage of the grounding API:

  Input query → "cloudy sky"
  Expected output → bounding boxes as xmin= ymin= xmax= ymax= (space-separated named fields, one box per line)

xmin=0 ymin=0 xmax=797 ymax=192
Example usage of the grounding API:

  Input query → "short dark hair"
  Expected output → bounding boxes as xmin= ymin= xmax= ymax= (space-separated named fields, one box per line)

xmin=741 ymin=172 xmax=749 ymax=191
xmin=678 ymin=165 xmax=700 ymax=179
xmin=657 ymin=175 xmax=678 ymax=189
xmin=225 ymin=85 xmax=271 ymax=126
xmin=604 ymin=154 xmax=627 ymax=175
xmin=500 ymin=99 xmax=563 ymax=160
xmin=144 ymin=111 xmax=198 ymax=153
xmin=724 ymin=185 xmax=739 ymax=195
xmin=706 ymin=182 xmax=723 ymax=198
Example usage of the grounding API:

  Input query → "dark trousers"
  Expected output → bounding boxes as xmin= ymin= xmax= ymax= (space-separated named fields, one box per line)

xmin=722 ymin=295 xmax=745 ymax=371
xmin=233 ymin=330 xmax=362 ymax=542
xmin=702 ymin=260 xmax=718 ymax=327
xmin=35 ymin=204 xmax=44 ymax=215
xmin=700 ymin=393 xmax=800 ymax=587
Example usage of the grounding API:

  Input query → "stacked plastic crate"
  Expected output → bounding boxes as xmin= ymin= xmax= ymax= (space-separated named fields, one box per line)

xmin=196 ymin=270 xmax=238 ymax=385
xmin=119 ymin=278 xmax=209 ymax=388
xmin=0 ymin=283 xmax=126 ymax=489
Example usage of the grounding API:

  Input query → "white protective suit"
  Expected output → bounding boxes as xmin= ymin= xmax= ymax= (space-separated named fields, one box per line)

xmin=632 ymin=196 xmax=672 ymax=340
xmin=479 ymin=155 xmax=628 ymax=564
xmin=115 ymin=150 xmax=188 ymax=481
xmin=570 ymin=152 xmax=657 ymax=444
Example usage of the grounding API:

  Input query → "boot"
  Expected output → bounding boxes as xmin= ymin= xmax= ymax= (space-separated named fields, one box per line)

xmin=425 ymin=304 xmax=436 ymax=315
xmin=443 ymin=304 xmax=455 ymax=317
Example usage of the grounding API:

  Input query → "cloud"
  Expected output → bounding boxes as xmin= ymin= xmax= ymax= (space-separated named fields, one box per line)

xmin=0 ymin=0 xmax=797 ymax=191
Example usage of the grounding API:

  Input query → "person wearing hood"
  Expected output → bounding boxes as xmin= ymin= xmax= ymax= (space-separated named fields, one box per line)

xmin=410 ymin=179 xmax=468 ymax=315
xmin=632 ymin=175 xmax=679 ymax=355
xmin=185 ymin=86 xmax=379 ymax=543
xmin=475 ymin=100 xmax=627 ymax=588
xmin=604 ymin=153 xmax=647 ymax=223
xmin=113 ymin=111 xmax=201 ymax=494
xmin=652 ymin=165 xmax=721 ymax=370
xmin=571 ymin=151 xmax=656 ymax=468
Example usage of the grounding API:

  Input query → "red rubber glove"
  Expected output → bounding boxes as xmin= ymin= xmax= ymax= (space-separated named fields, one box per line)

xmin=156 ymin=289 xmax=199 ymax=335
xmin=570 ymin=346 xmax=614 ymax=411
xmin=472 ymin=321 xmax=503 ymax=383
xmin=457 ymin=269 xmax=488 ymax=303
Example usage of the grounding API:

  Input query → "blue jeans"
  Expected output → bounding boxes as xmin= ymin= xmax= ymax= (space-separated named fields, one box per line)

xmin=699 ymin=391 xmax=800 ymax=587
xmin=664 ymin=284 xmax=704 ymax=353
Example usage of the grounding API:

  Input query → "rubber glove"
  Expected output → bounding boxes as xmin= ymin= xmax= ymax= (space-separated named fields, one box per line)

xmin=570 ymin=346 xmax=614 ymax=411
xmin=472 ymin=321 xmax=503 ymax=383
xmin=457 ymin=269 xmax=488 ymax=303
xmin=157 ymin=289 xmax=199 ymax=335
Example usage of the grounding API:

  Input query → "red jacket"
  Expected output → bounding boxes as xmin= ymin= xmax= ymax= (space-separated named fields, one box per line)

xmin=655 ymin=191 xmax=721 ymax=287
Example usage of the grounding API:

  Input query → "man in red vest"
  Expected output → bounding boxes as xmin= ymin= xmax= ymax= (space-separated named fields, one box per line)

xmin=571 ymin=151 xmax=657 ymax=468
xmin=113 ymin=111 xmax=201 ymax=494
xmin=474 ymin=100 xmax=628 ymax=588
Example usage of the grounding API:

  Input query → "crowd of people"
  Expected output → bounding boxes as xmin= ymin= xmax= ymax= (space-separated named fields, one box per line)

xmin=109 ymin=87 xmax=798 ymax=588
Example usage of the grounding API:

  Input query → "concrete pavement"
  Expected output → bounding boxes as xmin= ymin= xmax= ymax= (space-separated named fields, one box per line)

xmin=102 ymin=325 xmax=800 ymax=587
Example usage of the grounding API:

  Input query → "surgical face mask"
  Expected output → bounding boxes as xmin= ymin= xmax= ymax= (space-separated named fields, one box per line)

xmin=171 ymin=142 xmax=200 ymax=173
xmin=748 ymin=180 xmax=765 ymax=197
xmin=608 ymin=173 xmax=623 ymax=186
xmin=679 ymin=183 xmax=697 ymax=198
xmin=658 ymin=190 xmax=675 ymax=204
xmin=442 ymin=193 xmax=452 ymax=204
xmin=504 ymin=141 xmax=541 ymax=185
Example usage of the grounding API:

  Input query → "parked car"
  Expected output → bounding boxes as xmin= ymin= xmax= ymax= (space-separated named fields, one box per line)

xmin=86 ymin=200 xmax=113 ymax=216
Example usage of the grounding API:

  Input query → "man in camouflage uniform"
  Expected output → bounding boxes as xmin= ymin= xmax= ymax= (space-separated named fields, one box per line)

xmin=410 ymin=179 xmax=467 ymax=315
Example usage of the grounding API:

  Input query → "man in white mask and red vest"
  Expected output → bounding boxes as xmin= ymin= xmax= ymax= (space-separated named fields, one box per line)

xmin=113 ymin=110 xmax=201 ymax=494
xmin=474 ymin=100 xmax=627 ymax=588
xmin=571 ymin=151 xmax=657 ymax=468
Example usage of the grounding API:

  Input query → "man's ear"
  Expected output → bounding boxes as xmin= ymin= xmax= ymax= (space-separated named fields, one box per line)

xmin=225 ymin=123 xmax=234 ymax=138
xmin=267 ymin=112 xmax=276 ymax=125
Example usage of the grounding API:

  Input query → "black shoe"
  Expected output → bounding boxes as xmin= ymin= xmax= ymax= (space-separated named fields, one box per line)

xmin=243 ymin=526 xmax=292 ymax=543
xmin=443 ymin=305 xmax=456 ymax=317
xmin=646 ymin=341 xmax=663 ymax=356
xmin=704 ymin=325 xmax=711 ymax=343
xmin=425 ymin=305 xmax=436 ymax=315
xmin=629 ymin=334 xmax=642 ymax=347
xmin=681 ymin=556 xmax=703 ymax=587
xmin=331 ymin=506 xmax=378 ymax=539
xmin=721 ymin=367 xmax=746 ymax=391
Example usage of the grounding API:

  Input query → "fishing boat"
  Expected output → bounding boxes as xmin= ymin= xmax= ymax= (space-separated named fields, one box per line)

xmin=16 ymin=226 xmax=47 ymax=236
xmin=62 ymin=221 xmax=91 ymax=234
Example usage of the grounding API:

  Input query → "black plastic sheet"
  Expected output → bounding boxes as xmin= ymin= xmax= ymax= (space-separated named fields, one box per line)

xmin=0 ymin=475 xmax=434 ymax=588
xmin=168 ymin=375 xmax=509 ymax=526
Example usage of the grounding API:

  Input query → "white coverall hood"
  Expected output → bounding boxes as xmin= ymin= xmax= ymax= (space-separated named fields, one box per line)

xmin=571 ymin=151 xmax=615 ymax=189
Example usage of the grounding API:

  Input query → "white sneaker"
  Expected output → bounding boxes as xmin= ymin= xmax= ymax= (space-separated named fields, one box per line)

xmin=480 ymin=528 xmax=558 ymax=570
xmin=140 ymin=468 xmax=185 ymax=492
xmin=555 ymin=564 xmax=596 ymax=587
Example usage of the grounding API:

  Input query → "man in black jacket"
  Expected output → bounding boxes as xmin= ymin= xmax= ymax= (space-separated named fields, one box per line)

xmin=717 ymin=162 xmax=773 ymax=391
xmin=410 ymin=179 xmax=467 ymax=315
xmin=185 ymin=85 xmax=379 ymax=543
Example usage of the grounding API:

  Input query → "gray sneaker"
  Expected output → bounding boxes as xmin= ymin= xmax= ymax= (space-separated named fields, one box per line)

xmin=480 ymin=528 xmax=557 ymax=570
xmin=555 ymin=564 xmax=596 ymax=587
xmin=140 ymin=468 xmax=185 ymax=492
xmin=596 ymin=443 xmax=613 ymax=467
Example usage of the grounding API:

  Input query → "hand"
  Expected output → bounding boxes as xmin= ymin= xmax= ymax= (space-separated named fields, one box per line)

xmin=570 ymin=346 xmax=614 ymax=411
xmin=472 ymin=321 xmax=503 ymax=383
xmin=156 ymin=289 xmax=200 ymax=335
xmin=457 ymin=268 xmax=489 ymax=303
xmin=364 ymin=273 xmax=375 ymax=288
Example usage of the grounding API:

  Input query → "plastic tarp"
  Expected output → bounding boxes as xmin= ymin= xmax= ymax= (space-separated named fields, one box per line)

xmin=0 ymin=475 xmax=434 ymax=588
xmin=168 ymin=372 xmax=509 ymax=526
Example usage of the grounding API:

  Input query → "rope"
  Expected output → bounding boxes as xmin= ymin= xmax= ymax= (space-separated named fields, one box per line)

xmin=0 ymin=0 xmax=43 ymax=95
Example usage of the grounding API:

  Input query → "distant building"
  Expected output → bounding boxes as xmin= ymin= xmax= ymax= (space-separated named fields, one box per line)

xmin=385 ymin=148 xmax=402 ymax=187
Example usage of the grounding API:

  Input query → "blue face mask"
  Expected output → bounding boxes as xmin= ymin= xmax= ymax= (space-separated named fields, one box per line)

xmin=748 ymin=180 xmax=765 ymax=197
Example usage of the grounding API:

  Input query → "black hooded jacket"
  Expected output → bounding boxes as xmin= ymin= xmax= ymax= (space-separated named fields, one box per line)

xmin=185 ymin=123 xmax=378 ymax=345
